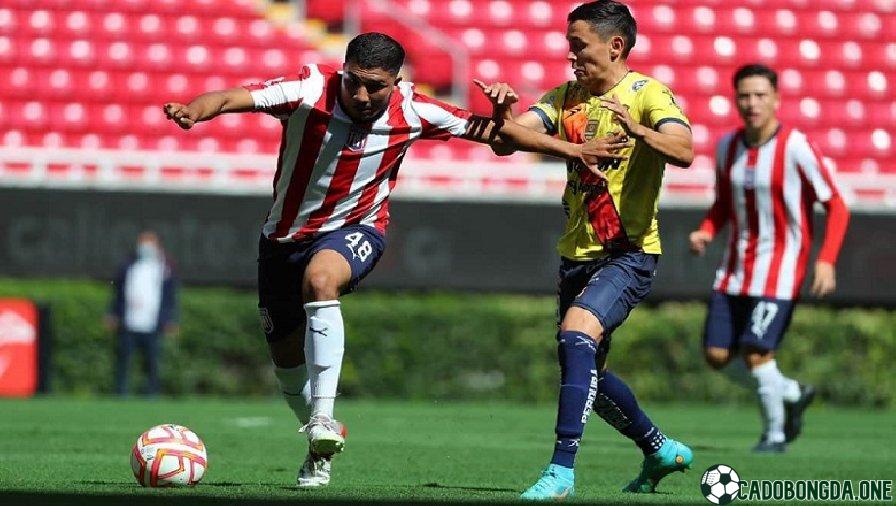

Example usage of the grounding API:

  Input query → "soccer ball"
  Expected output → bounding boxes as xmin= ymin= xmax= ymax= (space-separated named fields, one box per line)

xmin=130 ymin=424 xmax=207 ymax=487
xmin=700 ymin=464 xmax=742 ymax=505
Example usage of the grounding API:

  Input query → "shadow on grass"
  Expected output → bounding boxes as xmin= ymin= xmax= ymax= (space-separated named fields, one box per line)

xmin=422 ymin=482 xmax=516 ymax=492
xmin=76 ymin=480 xmax=244 ymax=488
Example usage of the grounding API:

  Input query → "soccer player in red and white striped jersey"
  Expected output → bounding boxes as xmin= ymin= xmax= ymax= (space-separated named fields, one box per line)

xmin=163 ymin=32 xmax=625 ymax=487
xmin=689 ymin=64 xmax=850 ymax=452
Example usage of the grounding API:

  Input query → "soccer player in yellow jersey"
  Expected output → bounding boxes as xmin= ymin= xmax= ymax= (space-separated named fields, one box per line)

xmin=477 ymin=1 xmax=695 ymax=500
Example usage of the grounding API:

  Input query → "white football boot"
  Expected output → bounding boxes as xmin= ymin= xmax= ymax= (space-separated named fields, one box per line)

xmin=300 ymin=414 xmax=346 ymax=457
xmin=297 ymin=452 xmax=331 ymax=488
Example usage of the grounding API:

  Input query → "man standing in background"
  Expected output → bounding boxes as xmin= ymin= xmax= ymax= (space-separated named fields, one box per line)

xmin=690 ymin=64 xmax=850 ymax=452
xmin=106 ymin=231 xmax=179 ymax=397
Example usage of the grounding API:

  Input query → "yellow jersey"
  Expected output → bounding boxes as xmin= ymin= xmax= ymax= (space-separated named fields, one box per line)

xmin=530 ymin=71 xmax=689 ymax=260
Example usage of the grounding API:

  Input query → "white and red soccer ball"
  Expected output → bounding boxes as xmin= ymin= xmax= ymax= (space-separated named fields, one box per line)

xmin=130 ymin=424 xmax=207 ymax=487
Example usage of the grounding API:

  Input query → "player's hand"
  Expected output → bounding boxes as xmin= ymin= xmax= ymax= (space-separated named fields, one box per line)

xmin=578 ymin=132 xmax=631 ymax=179
xmin=580 ymin=132 xmax=632 ymax=161
xmin=164 ymin=102 xmax=200 ymax=130
xmin=810 ymin=261 xmax=836 ymax=297
xmin=599 ymin=94 xmax=645 ymax=138
xmin=689 ymin=230 xmax=713 ymax=256
xmin=473 ymin=79 xmax=519 ymax=108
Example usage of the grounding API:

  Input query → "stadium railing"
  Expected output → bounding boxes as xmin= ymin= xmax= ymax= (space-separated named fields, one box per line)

xmin=3 ymin=146 xmax=895 ymax=209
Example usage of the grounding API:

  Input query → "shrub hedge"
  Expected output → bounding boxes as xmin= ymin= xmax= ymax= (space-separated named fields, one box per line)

xmin=1 ymin=279 xmax=892 ymax=407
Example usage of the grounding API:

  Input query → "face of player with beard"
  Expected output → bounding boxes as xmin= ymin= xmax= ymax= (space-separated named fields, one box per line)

xmin=735 ymin=76 xmax=780 ymax=134
xmin=566 ymin=20 xmax=628 ymax=94
xmin=340 ymin=64 xmax=401 ymax=123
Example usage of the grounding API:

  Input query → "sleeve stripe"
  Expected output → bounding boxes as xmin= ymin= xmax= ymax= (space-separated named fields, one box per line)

xmin=250 ymin=80 xmax=304 ymax=110
xmin=807 ymin=140 xmax=839 ymax=198
xmin=528 ymin=106 xmax=556 ymax=135
xmin=791 ymin=132 xmax=837 ymax=202
xmin=412 ymin=100 xmax=469 ymax=136
xmin=654 ymin=117 xmax=691 ymax=131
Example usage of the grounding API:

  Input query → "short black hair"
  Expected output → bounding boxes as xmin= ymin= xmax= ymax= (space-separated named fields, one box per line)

xmin=344 ymin=32 xmax=405 ymax=75
xmin=733 ymin=63 xmax=778 ymax=90
xmin=568 ymin=1 xmax=637 ymax=58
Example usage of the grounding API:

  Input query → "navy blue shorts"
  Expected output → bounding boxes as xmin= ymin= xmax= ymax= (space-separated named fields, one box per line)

xmin=557 ymin=252 xmax=658 ymax=351
xmin=703 ymin=291 xmax=795 ymax=352
xmin=257 ymin=225 xmax=385 ymax=342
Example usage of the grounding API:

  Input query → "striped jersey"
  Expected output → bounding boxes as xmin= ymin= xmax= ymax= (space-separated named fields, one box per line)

xmin=700 ymin=127 xmax=842 ymax=300
xmin=245 ymin=64 xmax=471 ymax=241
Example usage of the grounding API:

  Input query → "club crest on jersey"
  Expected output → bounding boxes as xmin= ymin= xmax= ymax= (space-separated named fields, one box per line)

xmin=631 ymin=79 xmax=648 ymax=92
xmin=584 ymin=119 xmax=600 ymax=141
xmin=346 ymin=126 xmax=369 ymax=151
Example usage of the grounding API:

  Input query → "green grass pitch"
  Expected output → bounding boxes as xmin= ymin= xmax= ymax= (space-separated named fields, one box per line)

xmin=0 ymin=398 xmax=893 ymax=504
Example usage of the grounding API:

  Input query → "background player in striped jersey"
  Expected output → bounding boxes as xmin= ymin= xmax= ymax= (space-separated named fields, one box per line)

xmin=162 ymin=33 xmax=626 ymax=488
xmin=689 ymin=64 xmax=850 ymax=453
xmin=479 ymin=1 xmax=695 ymax=500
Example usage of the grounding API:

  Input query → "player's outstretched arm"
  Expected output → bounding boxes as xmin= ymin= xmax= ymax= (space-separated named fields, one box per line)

xmin=472 ymin=80 xmax=548 ymax=157
xmin=163 ymin=87 xmax=255 ymax=130
xmin=600 ymin=94 xmax=694 ymax=167
xmin=461 ymin=116 xmax=629 ymax=174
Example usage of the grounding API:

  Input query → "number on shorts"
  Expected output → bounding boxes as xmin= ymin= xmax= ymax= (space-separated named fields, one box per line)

xmin=345 ymin=232 xmax=372 ymax=262
xmin=750 ymin=301 xmax=779 ymax=339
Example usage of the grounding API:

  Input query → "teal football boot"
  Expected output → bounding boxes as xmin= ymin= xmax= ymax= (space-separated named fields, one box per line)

xmin=623 ymin=438 xmax=693 ymax=493
xmin=520 ymin=463 xmax=575 ymax=501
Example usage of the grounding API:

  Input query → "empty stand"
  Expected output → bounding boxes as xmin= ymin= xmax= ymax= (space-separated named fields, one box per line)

xmin=1 ymin=0 xmax=335 ymax=156
xmin=1 ymin=0 xmax=894 ymax=202
xmin=336 ymin=0 xmax=894 ymax=177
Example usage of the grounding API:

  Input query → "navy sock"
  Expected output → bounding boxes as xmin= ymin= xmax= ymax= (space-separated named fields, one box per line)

xmin=550 ymin=331 xmax=598 ymax=469
xmin=593 ymin=370 xmax=666 ymax=456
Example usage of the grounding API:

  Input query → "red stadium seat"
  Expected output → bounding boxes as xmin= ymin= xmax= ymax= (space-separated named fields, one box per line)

xmin=28 ymin=37 xmax=59 ymax=66
xmin=3 ymin=66 xmax=35 ymax=98
xmin=0 ymin=8 xmax=17 ymax=36
xmin=98 ymin=11 xmax=130 ymax=38
xmin=306 ymin=0 xmax=347 ymax=23
xmin=24 ymin=9 xmax=56 ymax=37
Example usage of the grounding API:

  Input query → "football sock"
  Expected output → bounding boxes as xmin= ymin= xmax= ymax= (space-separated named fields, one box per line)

xmin=771 ymin=361 xmax=802 ymax=403
xmin=751 ymin=360 xmax=786 ymax=443
xmin=304 ymin=300 xmax=345 ymax=419
xmin=273 ymin=365 xmax=311 ymax=423
xmin=551 ymin=331 xmax=598 ymax=469
xmin=594 ymin=371 xmax=667 ymax=456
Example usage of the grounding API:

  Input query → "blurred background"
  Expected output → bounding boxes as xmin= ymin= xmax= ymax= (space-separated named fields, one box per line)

xmin=0 ymin=0 xmax=893 ymax=407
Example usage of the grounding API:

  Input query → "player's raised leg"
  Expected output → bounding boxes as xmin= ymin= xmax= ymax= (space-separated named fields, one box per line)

xmin=300 ymin=249 xmax=351 ymax=457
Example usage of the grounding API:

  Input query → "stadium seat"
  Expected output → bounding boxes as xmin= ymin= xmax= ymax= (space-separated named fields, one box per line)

xmin=0 ymin=8 xmax=17 ymax=36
